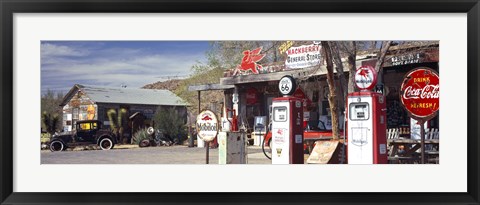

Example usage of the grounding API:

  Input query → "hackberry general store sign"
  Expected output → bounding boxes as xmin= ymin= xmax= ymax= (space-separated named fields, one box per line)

xmin=400 ymin=67 xmax=439 ymax=120
xmin=196 ymin=110 xmax=218 ymax=142
xmin=285 ymin=44 xmax=322 ymax=69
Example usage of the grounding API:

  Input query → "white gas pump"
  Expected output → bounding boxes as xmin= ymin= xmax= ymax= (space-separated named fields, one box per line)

xmin=271 ymin=76 xmax=304 ymax=164
xmin=347 ymin=66 xmax=388 ymax=164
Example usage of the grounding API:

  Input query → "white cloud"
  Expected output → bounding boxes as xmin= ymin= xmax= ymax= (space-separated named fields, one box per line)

xmin=41 ymin=43 xmax=90 ymax=58
xmin=41 ymin=48 xmax=206 ymax=94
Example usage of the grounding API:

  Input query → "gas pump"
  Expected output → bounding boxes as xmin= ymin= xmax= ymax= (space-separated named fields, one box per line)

xmin=347 ymin=66 xmax=388 ymax=164
xmin=271 ymin=75 xmax=304 ymax=164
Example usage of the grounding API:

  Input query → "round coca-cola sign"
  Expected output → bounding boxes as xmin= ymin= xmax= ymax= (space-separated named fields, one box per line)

xmin=355 ymin=65 xmax=377 ymax=90
xmin=400 ymin=67 xmax=439 ymax=120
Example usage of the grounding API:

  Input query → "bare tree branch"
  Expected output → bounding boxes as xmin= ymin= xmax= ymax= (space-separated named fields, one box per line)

xmin=329 ymin=42 xmax=348 ymax=101
xmin=347 ymin=41 xmax=357 ymax=93
xmin=374 ymin=41 xmax=392 ymax=73
xmin=321 ymin=41 xmax=340 ymax=140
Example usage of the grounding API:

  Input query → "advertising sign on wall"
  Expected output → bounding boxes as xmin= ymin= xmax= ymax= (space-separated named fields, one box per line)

xmin=278 ymin=41 xmax=293 ymax=54
xmin=246 ymin=87 xmax=258 ymax=105
xmin=236 ymin=47 xmax=265 ymax=74
xmin=400 ymin=67 xmax=439 ymax=120
xmin=285 ymin=44 xmax=322 ymax=69
xmin=293 ymin=88 xmax=312 ymax=108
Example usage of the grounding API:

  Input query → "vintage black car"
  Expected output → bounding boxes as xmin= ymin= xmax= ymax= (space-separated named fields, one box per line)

xmin=49 ymin=120 xmax=117 ymax=152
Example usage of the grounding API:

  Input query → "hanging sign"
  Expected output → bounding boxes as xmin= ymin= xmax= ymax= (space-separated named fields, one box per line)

xmin=232 ymin=93 xmax=239 ymax=104
xmin=285 ymin=44 xmax=322 ymax=69
xmin=354 ymin=65 xmax=378 ymax=90
xmin=293 ymin=88 xmax=306 ymax=99
xmin=278 ymin=41 xmax=294 ymax=54
xmin=293 ymin=88 xmax=312 ymax=108
xmin=279 ymin=75 xmax=297 ymax=96
xmin=400 ymin=67 xmax=439 ymax=120
xmin=196 ymin=110 xmax=219 ymax=142
xmin=374 ymin=84 xmax=385 ymax=95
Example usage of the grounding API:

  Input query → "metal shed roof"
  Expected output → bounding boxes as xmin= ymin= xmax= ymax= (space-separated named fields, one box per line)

xmin=61 ymin=84 xmax=188 ymax=106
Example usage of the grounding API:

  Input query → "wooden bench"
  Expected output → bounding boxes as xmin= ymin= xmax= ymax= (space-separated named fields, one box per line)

xmin=387 ymin=128 xmax=439 ymax=164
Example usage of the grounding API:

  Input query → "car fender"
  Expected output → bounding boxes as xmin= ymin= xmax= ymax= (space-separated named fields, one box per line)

xmin=50 ymin=135 xmax=73 ymax=146
xmin=96 ymin=130 xmax=118 ymax=143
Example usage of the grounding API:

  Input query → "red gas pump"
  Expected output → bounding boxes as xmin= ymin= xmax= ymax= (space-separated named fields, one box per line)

xmin=347 ymin=91 xmax=387 ymax=164
xmin=231 ymin=109 xmax=238 ymax=132
xmin=226 ymin=108 xmax=238 ymax=132
xmin=271 ymin=76 xmax=304 ymax=164
xmin=346 ymin=66 xmax=388 ymax=164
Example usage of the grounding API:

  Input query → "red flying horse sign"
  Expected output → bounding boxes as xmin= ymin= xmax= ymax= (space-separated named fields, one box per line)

xmin=237 ymin=47 xmax=265 ymax=74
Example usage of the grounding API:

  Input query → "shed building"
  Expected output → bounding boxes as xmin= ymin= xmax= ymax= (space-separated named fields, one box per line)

xmin=59 ymin=84 xmax=188 ymax=143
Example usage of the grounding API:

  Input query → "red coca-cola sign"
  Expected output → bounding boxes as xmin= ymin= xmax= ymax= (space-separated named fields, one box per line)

xmin=246 ymin=87 xmax=258 ymax=105
xmin=400 ymin=67 xmax=439 ymax=120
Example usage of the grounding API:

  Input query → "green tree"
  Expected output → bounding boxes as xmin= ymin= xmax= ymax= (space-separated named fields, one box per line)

xmin=41 ymin=90 xmax=63 ymax=133
xmin=174 ymin=66 xmax=225 ymax=115
xmin=132 ymin=128 xmax=150 ymax=146
xmin=107 ymin=108 xmax=127 ymax=143
xmin=42 ymin=111 xmax=60 ymax=134
xmin=175 ymin=41 xmax=288 ymax=116
xmin=153 ymin=107 xmax=187 ymax=143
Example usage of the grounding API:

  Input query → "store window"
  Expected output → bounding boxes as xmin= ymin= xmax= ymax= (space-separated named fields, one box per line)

xmin=72 ymin=108 xmax=79 ymax=120
xmin=72 ymin=108 xmax=79 ymax=128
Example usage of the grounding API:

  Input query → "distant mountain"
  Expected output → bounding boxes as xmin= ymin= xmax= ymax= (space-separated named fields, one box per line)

xmin=142 ymin=68 xmax=225 ymax=115
xmin=142 ymin=79 xmax=182 ymax=91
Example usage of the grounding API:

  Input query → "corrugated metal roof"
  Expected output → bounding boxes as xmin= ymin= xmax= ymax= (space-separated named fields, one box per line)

xmin=76 ymin=84 xmax=188 ymax=106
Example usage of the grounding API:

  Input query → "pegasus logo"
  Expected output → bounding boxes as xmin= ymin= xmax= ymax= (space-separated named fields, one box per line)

xmin=201 ymin=115 xmax=213 ymax=121
xmin=237 ymin=47 xmax=265 ymax=74
xmin=358 ymin=68 xmax=370 ymax=78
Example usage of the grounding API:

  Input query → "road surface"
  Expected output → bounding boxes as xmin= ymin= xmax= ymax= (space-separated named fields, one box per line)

xmin=41 ymin=145 xmax=271 ymax=164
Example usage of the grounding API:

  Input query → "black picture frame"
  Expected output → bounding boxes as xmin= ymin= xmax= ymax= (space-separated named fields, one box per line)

xmin=1 ymin=0 xmax=479 ymax=204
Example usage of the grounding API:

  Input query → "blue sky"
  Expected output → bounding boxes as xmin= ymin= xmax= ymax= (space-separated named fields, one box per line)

xmin=41 ymin=41 xmax=210 ymax=95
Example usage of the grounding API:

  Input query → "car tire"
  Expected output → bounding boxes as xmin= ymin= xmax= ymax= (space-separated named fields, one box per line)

xmin=99 ymin=138 xmax=114 ymax=150
xmin=139 ymin=139 xmax=150 ymax=147
xmin=50 ymin=140 xmax=65 ymax=152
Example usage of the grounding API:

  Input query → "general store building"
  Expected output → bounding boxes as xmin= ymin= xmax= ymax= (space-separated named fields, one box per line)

xmin=218 ymin=42 xmax=439 ymax=139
